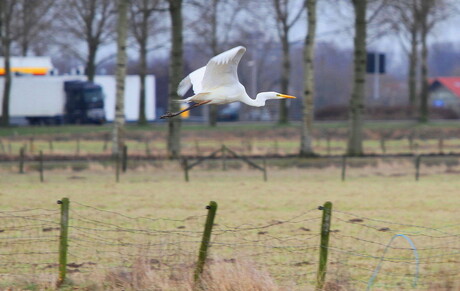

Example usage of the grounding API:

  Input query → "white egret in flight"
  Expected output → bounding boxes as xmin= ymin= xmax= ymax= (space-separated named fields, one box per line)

xmin=160 ymin=46 xmax=296 ymax=119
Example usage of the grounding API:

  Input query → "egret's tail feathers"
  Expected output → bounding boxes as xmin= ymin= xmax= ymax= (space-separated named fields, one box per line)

xmin=173 ymin=96 xmax=194 ymax=103
xmin=177 ymin=75 xmax=191 ymax=96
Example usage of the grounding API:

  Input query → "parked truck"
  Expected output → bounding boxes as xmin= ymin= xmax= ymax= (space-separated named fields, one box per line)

xmin=0 ymin=75 xmax=155 ymax=125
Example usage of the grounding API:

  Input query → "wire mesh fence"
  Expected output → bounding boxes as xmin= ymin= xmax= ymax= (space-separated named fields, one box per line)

xmin=0 ymin=200 xmax=458 ymax=289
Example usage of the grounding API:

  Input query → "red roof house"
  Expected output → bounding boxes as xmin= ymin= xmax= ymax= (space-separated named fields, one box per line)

xmin=429 ymin=77 xmax=460 ymax=114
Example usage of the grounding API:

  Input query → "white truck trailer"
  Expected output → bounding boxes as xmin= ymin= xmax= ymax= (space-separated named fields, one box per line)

xmin=0 ymin=75 xmax=155 ymax=125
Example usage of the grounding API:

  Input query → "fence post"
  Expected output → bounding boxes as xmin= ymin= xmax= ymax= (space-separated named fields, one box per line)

xmin=183 ymin=158 xmax=189 ymax=182
xmin=115 ymin=153 xmax=120 ymax=183
xmin=316 ymin=201 xmax=333 ymax=290
xmin=39 ymin=151 xmax=44 ymax=182
xmin=221 ymin=145 xmax=227 ymax=171
xmin=263 ymin=157 xmax=267 ymax=182
xmin=380 ymin=137 xmax=386 ymax=154
xmin=19 ymin=147 xmax=25 ymax=174
xmin=76 ymin=137 xmax=80 ymax=156
xmin=29 ymin=137 xmax=35 ymax=154
xmin=438 ymin=136 xmax=444 ymax=154
xmin=122 ymin=145 xmax=128 ymax=173
xmin=341 ymin=156 xmax=347 ymax=181
xmin=195 ymin=140 xmax=200 ymax=156
xmin=194 ymin=201 xmax=218 ymax=284
xmin=327 ymin=136 xmax=331 ymax=156
xmin=145 ymin=140 xmax=151 ymax=156
xmin=49 ymin=139 xmax=54 ymax=153
xmin=57 ymin=198 xmax=70 ymax=287
xmin=103 ymin=134 xmax=109 ymax=152
xmin=415 ymin=155 xmax=422 ymax=181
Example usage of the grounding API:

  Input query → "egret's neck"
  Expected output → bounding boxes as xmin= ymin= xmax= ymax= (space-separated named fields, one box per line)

xmin=241 ymin=93 xmax=266 ymax=107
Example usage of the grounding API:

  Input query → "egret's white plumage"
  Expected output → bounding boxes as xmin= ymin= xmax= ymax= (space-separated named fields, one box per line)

xmin=161 ymin=46 xmax=295 ymax=119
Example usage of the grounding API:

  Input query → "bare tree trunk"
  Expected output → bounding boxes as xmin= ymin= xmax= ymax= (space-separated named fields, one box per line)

xmin=0 ymin=0 xmax=12 ymax=127
xmin=300 ymin=0 xmax=316 ymax=156
xmin=86 ymin=43 xmax=97 ymax=82
xmin=138 ymin=30 xmax=147 ymax=125
xmin=278 ymin=32 xmax=290 ymax=124
xmin=408 ymin=23 xmax=418 ymax=112
xmin=167 ymin=0 xmax=183 ymax=159
xmin=347 ymin=0 xmax=367 ymax=156
xmin=272 ymin=0 xmax=303 ymax=125
xmin=112 ymin=0 xmax=128 ymax=155
xmin=419 ymin=22 xmax=429 ymax=123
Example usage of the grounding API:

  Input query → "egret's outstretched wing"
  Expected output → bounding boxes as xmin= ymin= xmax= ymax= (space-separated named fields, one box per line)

xmin=177 ymin=66 xmax=206 ymax=96
xmin=201 ymin=46 xmax=246 ymax=91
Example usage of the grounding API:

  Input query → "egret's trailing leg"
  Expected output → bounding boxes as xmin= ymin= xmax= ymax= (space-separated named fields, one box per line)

xmin=160 ymin=100 xmax=212 ymax=119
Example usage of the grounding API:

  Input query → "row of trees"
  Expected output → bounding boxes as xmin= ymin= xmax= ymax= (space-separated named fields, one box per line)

xmin=1 ymin=0 xmax=458 ymax=157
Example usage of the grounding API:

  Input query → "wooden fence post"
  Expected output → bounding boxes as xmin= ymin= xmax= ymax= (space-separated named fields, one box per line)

xmin=76 ymin=137 xmax=80 ymax=156
xmin=194 ymin=201 xmax=218 ymax=284
xmin=39 ymin=151 xmax=44 ymax=182
xmin=145 ymin=140 xmax=151 ymax=156
xmin=438 ymin=136 xmax=444 ymax=154
xmin=183 ymin=158 xmax=189 ymax=182
xmin=57 ymin=198 xmax=70 ymax=287
xmin=122 ymin=145 xmax=128 ymax=173
xmin=48 ymin=139 xmax=54 ymax=153
xmin=29 ymin=137 xmax=35 ymax=154
xmin=341 ymin=156 xmax=347 ymax=181
xmin=115 ymin=154 xmax=120 ymax=183
xmin=263 ymin=157 xmax=267 ymax=182
xmin=221 ymin=145 xmax=227 ymax=171
xmin=380 ymin=137 xmax=386 ymax=154
xmin=316 ymin=201 xmax=333 ymax=290
xmin=103 ymin=134 xmax=109 ymax=152
xmin=415 ymin=155 xmax=422 ymax=181
xmin=19 ymin=147 xmax=25 ymax=174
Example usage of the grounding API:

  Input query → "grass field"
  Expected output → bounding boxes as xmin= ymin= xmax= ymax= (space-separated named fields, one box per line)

xmin=0 ymin=159 xmax=459 ymax=290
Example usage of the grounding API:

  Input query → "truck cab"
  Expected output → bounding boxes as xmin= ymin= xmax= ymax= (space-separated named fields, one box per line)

xmin=64 ymin=81 xmax=105 ymax=124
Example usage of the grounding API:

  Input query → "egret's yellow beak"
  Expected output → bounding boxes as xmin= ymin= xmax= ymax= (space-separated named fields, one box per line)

xmin=277 ymin=94 xmax=296 ymax=99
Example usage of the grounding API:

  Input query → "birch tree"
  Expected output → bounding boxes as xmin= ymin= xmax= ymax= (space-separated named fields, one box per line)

xmin=167 ymin=0 xmax=183 ymax=158
xmin=299 ymin=0 xmax=316 ymax=156
xmin=112 ymin=0 xmax=128 ymax=156
xmin=347 ymin=0 xmax=367 ymax=156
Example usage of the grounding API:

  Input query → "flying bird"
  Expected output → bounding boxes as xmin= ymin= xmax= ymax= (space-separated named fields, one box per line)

xmin=160 ymin=46 xmax=296 ymax=119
